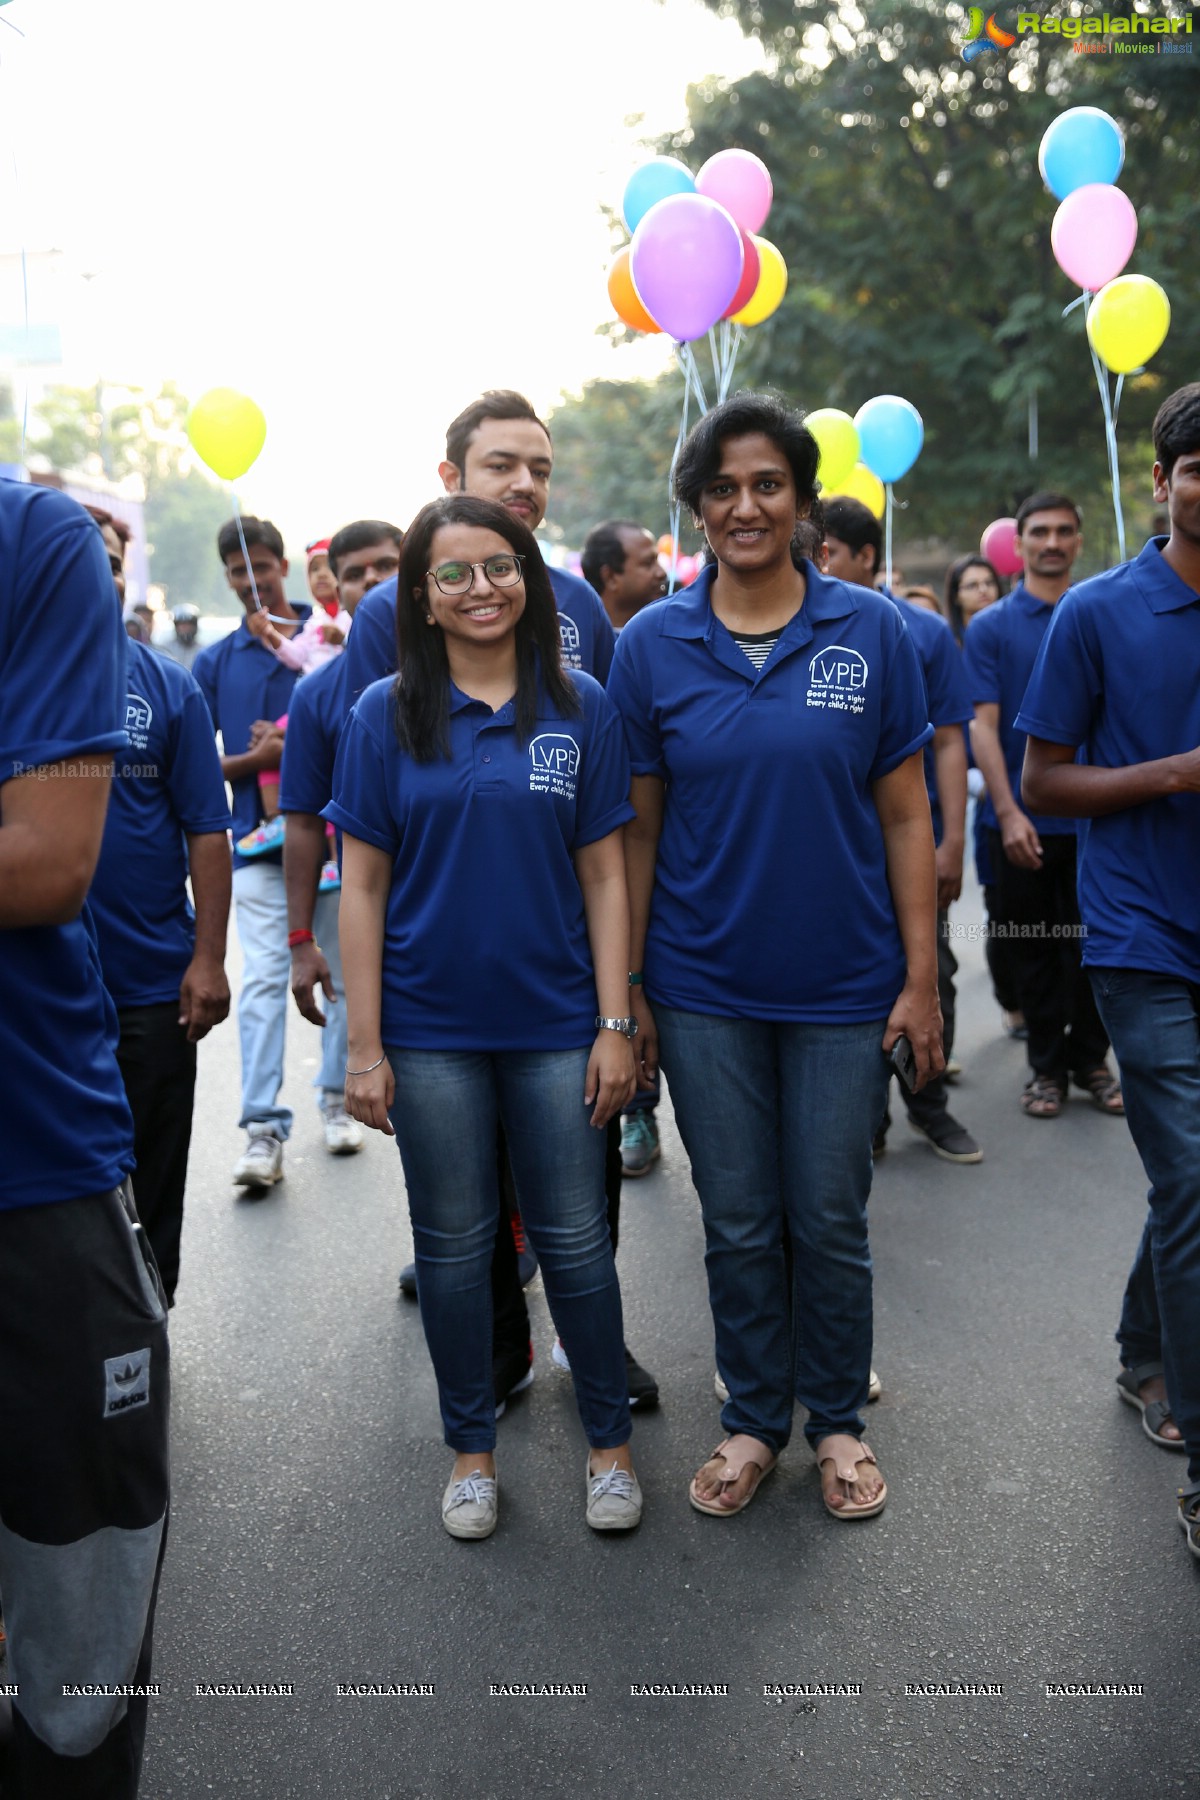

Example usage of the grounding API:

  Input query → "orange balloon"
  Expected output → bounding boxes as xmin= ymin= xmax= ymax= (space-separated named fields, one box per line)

xmin=608 ymin=247 xmax=661 ymax=334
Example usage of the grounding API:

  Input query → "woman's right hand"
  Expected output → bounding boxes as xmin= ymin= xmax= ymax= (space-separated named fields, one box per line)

xmin=345 ymin=1055 xmax=395 ymax=1136
xmin=632 ymin=986 xmax=659 ymax=1089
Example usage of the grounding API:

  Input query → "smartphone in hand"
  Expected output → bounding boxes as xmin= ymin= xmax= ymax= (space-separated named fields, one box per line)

xmin=888 ymin=1033 xmax=918 ymax=1093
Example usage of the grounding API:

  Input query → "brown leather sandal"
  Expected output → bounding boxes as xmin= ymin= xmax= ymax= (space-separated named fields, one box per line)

xmin=1074 ymin=1067 xmax=1124 ymax=1115
xmin=815 ymin=1435 xmax=888 ymax=1520
xmin=688 ymin=1435 xmax=777 ymax=1517
xmin=1021 ymin=1074 xmax=1066 ymax=1119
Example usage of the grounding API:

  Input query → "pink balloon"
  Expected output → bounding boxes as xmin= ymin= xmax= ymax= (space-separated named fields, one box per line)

xmin=695 ymin=148 xmax=773 ymax=235
xmin=723 ymin=231 xmax=761 ymax=319
xmin=980 ymin=517 xmax=1023 ymax=578
xmin=629 ymin=194 xmax=744 ymax=343
xmin=1051 ymin=184 xmax=1137 ymax=292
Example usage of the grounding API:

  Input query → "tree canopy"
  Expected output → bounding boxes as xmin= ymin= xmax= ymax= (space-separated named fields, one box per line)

xmin=670 ymin=0 xmax=1198 ymax=553
xmin=552 ymin=1 xmax=1195 ymax=564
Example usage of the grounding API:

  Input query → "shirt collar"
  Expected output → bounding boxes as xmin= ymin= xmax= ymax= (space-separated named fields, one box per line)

xmin=1130 ymin=536 xmax=1200 ymax=615
xmin=658 ymin=560 xmax=859 ymax=641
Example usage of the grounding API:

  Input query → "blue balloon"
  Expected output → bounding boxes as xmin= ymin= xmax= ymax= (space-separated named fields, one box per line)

xmin=1039 ymin=107 xmax=1124 ymax=202
xmin=854 ymin=396 xmax=924 ymax=485
xmin=622 ymin=157 xmax=695 ymax=234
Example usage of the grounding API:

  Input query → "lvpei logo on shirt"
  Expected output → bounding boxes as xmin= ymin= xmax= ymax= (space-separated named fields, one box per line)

xmin=807 ymin=646 xmax=868 ymax=715
xmin=529 ymin=733 xmax=580 ymax=800
xmin=125 ymin=692 xmax=153 ymax=751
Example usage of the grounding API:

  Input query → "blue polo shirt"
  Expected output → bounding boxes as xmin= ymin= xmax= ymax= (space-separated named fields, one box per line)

xmin=889 ymin=595 xmax=973 ymax=846
xmin=1016 ymin=538 xmax=1200 ymax=983
xmin=192 ymin=609 xmax=311 ymax=868
xmin=89 ymin=640 xmax=231 ymax=1008
xmin=344 ymin=563 xmax=616 ymax=700
xmin=278 ymin=652 xmax=352 ymax=820
xmin=325 ymin=670 xmax=634 ymax=1050
xmin=0 ymin=481 xmax=135 ymax=1211
xmin=961 ymin=583 xmax=1076 ymax=836
xmin=607 ymin=562 xmax=933 ymax=1022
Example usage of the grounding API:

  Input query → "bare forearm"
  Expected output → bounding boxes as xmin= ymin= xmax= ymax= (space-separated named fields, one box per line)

xmin=933 ymin=731 xmax=968 ymax=852
xmin=625 ymin=777 xmax=664 ymax=970
xmin=284 ymin=812 xmax=326 ymax=932
xmin=883 ymin=812 xmax=938 ymax=986
xmin=186 ymin=832 xmax=231 ymax=964
xmin=580 ymin=868 xmax=632 ymax=1018
xmin=339 ymin=859 xmax=389 ymax=1061
xmin=970 ymin=718 xmax=1020 ymax=820
xmin=1023 ymin=751 xmax=1189 ymax=819
xmin=0 ymin=761 xmax=113 ymax=927
xmin=221 ymin=750 xmax=261 ymax=784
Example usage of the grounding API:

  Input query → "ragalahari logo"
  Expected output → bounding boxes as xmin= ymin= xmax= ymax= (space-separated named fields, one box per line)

xmin=956 ymin=6 xmax=1018 ymax=60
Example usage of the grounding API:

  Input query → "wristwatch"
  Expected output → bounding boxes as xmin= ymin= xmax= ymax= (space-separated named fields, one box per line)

xmin=595 ymin=1015 xmax=639 ymax=1039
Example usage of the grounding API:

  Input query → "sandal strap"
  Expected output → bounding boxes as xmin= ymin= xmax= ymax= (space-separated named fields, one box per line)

xmin=1121 ymin=1360 xmax=1165 ymax=1386
xmin=815 ymin=1434 xmax=877 ymax=1485
xmin=709 ymin=1435 xmax=776 ymax=1484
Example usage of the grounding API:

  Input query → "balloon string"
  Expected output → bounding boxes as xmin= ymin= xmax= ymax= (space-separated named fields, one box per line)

xmin=884 ymin=484 xmax=895 ymax=589
xmin=0 ymin=38 xmax=30 ymax=464
xmin=1062 ymin=292 xmax=1088 ymax=318
xmin=1080 ymin=301 xmax=1126 ymax=564
xmin=667 ymin=346 xmax=695 ymax=597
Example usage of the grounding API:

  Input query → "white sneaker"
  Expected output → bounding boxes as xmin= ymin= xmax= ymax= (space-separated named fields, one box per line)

xmin=321 ymin=1103 xmax=363 ymax=1155
xmin=232 ymin=1132 xmax=283 ymax=1189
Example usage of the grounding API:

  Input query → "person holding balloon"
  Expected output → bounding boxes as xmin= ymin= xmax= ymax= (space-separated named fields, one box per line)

xmin=1017 ymin=384 xmax=1200 ymax=1555
xmin=608 ymin=392 xmax=942 ymax=1522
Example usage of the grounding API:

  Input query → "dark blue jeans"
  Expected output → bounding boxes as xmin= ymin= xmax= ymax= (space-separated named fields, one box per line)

xmin=386 ymin=1047 xmax=630 ymax=1455
xmin=656 ymin=1007 xmax=889 ymax=1454
xmin=1090 ymin=968 xmax=1200 ymax=1483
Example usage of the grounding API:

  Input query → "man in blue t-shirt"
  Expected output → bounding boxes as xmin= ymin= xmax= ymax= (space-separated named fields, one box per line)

xmin=1019 ymin=385 xmax=1200 ymax=1559
xmin=86 ymin=509 xmax=232 ymax=1305
xmin=964 ymin=492 xmax=1121 ymax=1122
xmin=280 ymin=518 xmax=405 ymax=1156
xmin=0 ymin=480 xmax=169 ymax=1796
xmin=193 ymin=516 xmax=340 ymax=1190
xmin=824 ymin=498 xmax=981 ymax=1165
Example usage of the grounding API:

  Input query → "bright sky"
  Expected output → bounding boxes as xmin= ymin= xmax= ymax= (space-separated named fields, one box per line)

xmin=0 ymin=0 xmax=763 ymax=550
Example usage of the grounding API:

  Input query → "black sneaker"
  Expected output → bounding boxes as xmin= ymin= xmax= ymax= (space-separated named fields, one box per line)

xmin=872 ymin=1126 xmax=888 ymax=1157
xmin=625 ymin=1347 xmax=660 ymax=1410
xmin=907 ymin=1113 xmax=983 ymax=1164
xmin=397 ymin=1261 xmax=417 ymax=1299
xmin=494 ymin=1339 xmax=534 ymax=1419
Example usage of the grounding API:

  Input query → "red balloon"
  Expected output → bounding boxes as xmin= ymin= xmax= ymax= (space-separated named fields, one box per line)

xmin=723 ymin=231 xmax=761 ymax=320
xmin=980 ymin=517 xmax=1023 ymax=577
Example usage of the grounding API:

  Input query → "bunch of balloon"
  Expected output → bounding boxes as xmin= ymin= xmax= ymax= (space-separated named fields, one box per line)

xmin=608 ymin=149 xmax=787 ymax=587
xmin=185 ymin=387 xmax=274 ymax=614
xmin=1042 ymin=106 xmax=1170 ymax=562
xmin=851 ymin=396 xmax=924 ymax=587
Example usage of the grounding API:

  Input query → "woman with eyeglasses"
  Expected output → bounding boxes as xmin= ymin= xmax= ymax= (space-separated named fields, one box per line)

xmin=944 ymin=555 xmax=1001 ymax=644
xmin=329 ymin=494 xmax=642 ymax=1541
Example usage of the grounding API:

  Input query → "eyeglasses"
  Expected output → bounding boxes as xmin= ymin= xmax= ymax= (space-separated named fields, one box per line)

xmin=426 ymin=554 xmax=525 ymax=597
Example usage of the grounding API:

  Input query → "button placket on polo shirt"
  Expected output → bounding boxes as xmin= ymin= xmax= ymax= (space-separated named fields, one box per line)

xmin=471 ymin=701 xmax=514 ymax=795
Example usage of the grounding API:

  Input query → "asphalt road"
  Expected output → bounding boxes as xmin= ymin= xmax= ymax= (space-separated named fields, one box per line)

xmin=140 ymin=873 xmax=1200 ymax=1799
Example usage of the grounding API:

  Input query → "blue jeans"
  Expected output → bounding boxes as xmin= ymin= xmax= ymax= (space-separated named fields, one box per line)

xmin=233 ymin=863 xmax=340 ymax=1138
xmin=386 ymin=1047 xmax=630 ymax=1454
xmin=1090 ymin=968 xmax=1200 ymax=1482
xmin=657 ymin=1006 xmax=888 ymax=1453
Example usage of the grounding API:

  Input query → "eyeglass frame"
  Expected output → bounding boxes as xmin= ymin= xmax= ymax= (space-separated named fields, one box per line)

xmin=424 ymin=554 xmax=526 ymax=597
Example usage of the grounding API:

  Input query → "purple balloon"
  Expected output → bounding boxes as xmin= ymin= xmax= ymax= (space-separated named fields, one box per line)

xmin=630 ymin=194 xmax=744 ymax=343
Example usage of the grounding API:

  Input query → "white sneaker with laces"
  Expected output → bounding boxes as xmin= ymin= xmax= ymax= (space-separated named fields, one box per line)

xmin=232 ymin=1132 xmax=283 ymax=1189
xmin=322 ymin=1103 xmax=363 ymax=1155
xmin=586 ymin=1457 xmax=643 ymax=1531
xmin=442 ymin=1470 xmax=498 ymax=1539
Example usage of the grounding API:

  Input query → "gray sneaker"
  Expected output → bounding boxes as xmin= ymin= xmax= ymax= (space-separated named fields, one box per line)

xmin=620 ymin=1112 xmax=661 ymax=1177
xmin=585 ymin=1457 xmax=643 ymax=1531
xmin=442 ymin=1470 xmax=498 ymax=1540
xmin=321 ymin=1102 xmax=363 ymax=1155
xmin=232 ymin=1132 xmax=283 ymax=1189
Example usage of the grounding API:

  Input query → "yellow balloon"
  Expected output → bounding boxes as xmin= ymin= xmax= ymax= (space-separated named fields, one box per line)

xmin=825 ymin=462 xmax=886 ymax=519
xmin=806 ymin=408 xmax=860 ymax=493
xmin=730 ymin=236 xmax=787 ymax=327
xmin=1086 ymin=275 xmax=1170 ymax=375
xmin=186 ymin=387 xmax=268 ymax=481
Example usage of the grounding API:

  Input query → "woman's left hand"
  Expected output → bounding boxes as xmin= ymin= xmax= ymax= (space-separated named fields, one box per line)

xmin=882 ymin=979 xmax=944 ymax=1091
xmin=584 ymin=1030 xmax=637 ymax=1128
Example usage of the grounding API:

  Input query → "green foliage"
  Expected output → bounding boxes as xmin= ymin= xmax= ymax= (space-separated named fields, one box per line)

xmin=662 ymin=0 xmax=1199 ymax=555
xmin=143 ymin=471 xmax=239 ymax=613
xmin=546 ymin=376 xmax=702 ymax=548
xmin=0 ymin=379 xmax=20 ymax=462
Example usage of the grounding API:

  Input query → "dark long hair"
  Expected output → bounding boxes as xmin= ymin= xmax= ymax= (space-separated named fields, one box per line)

xmin=392 ymin=494 xmax=579 ymax=762
xmin=943 ymin=554 xmax=1001 ymax=643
